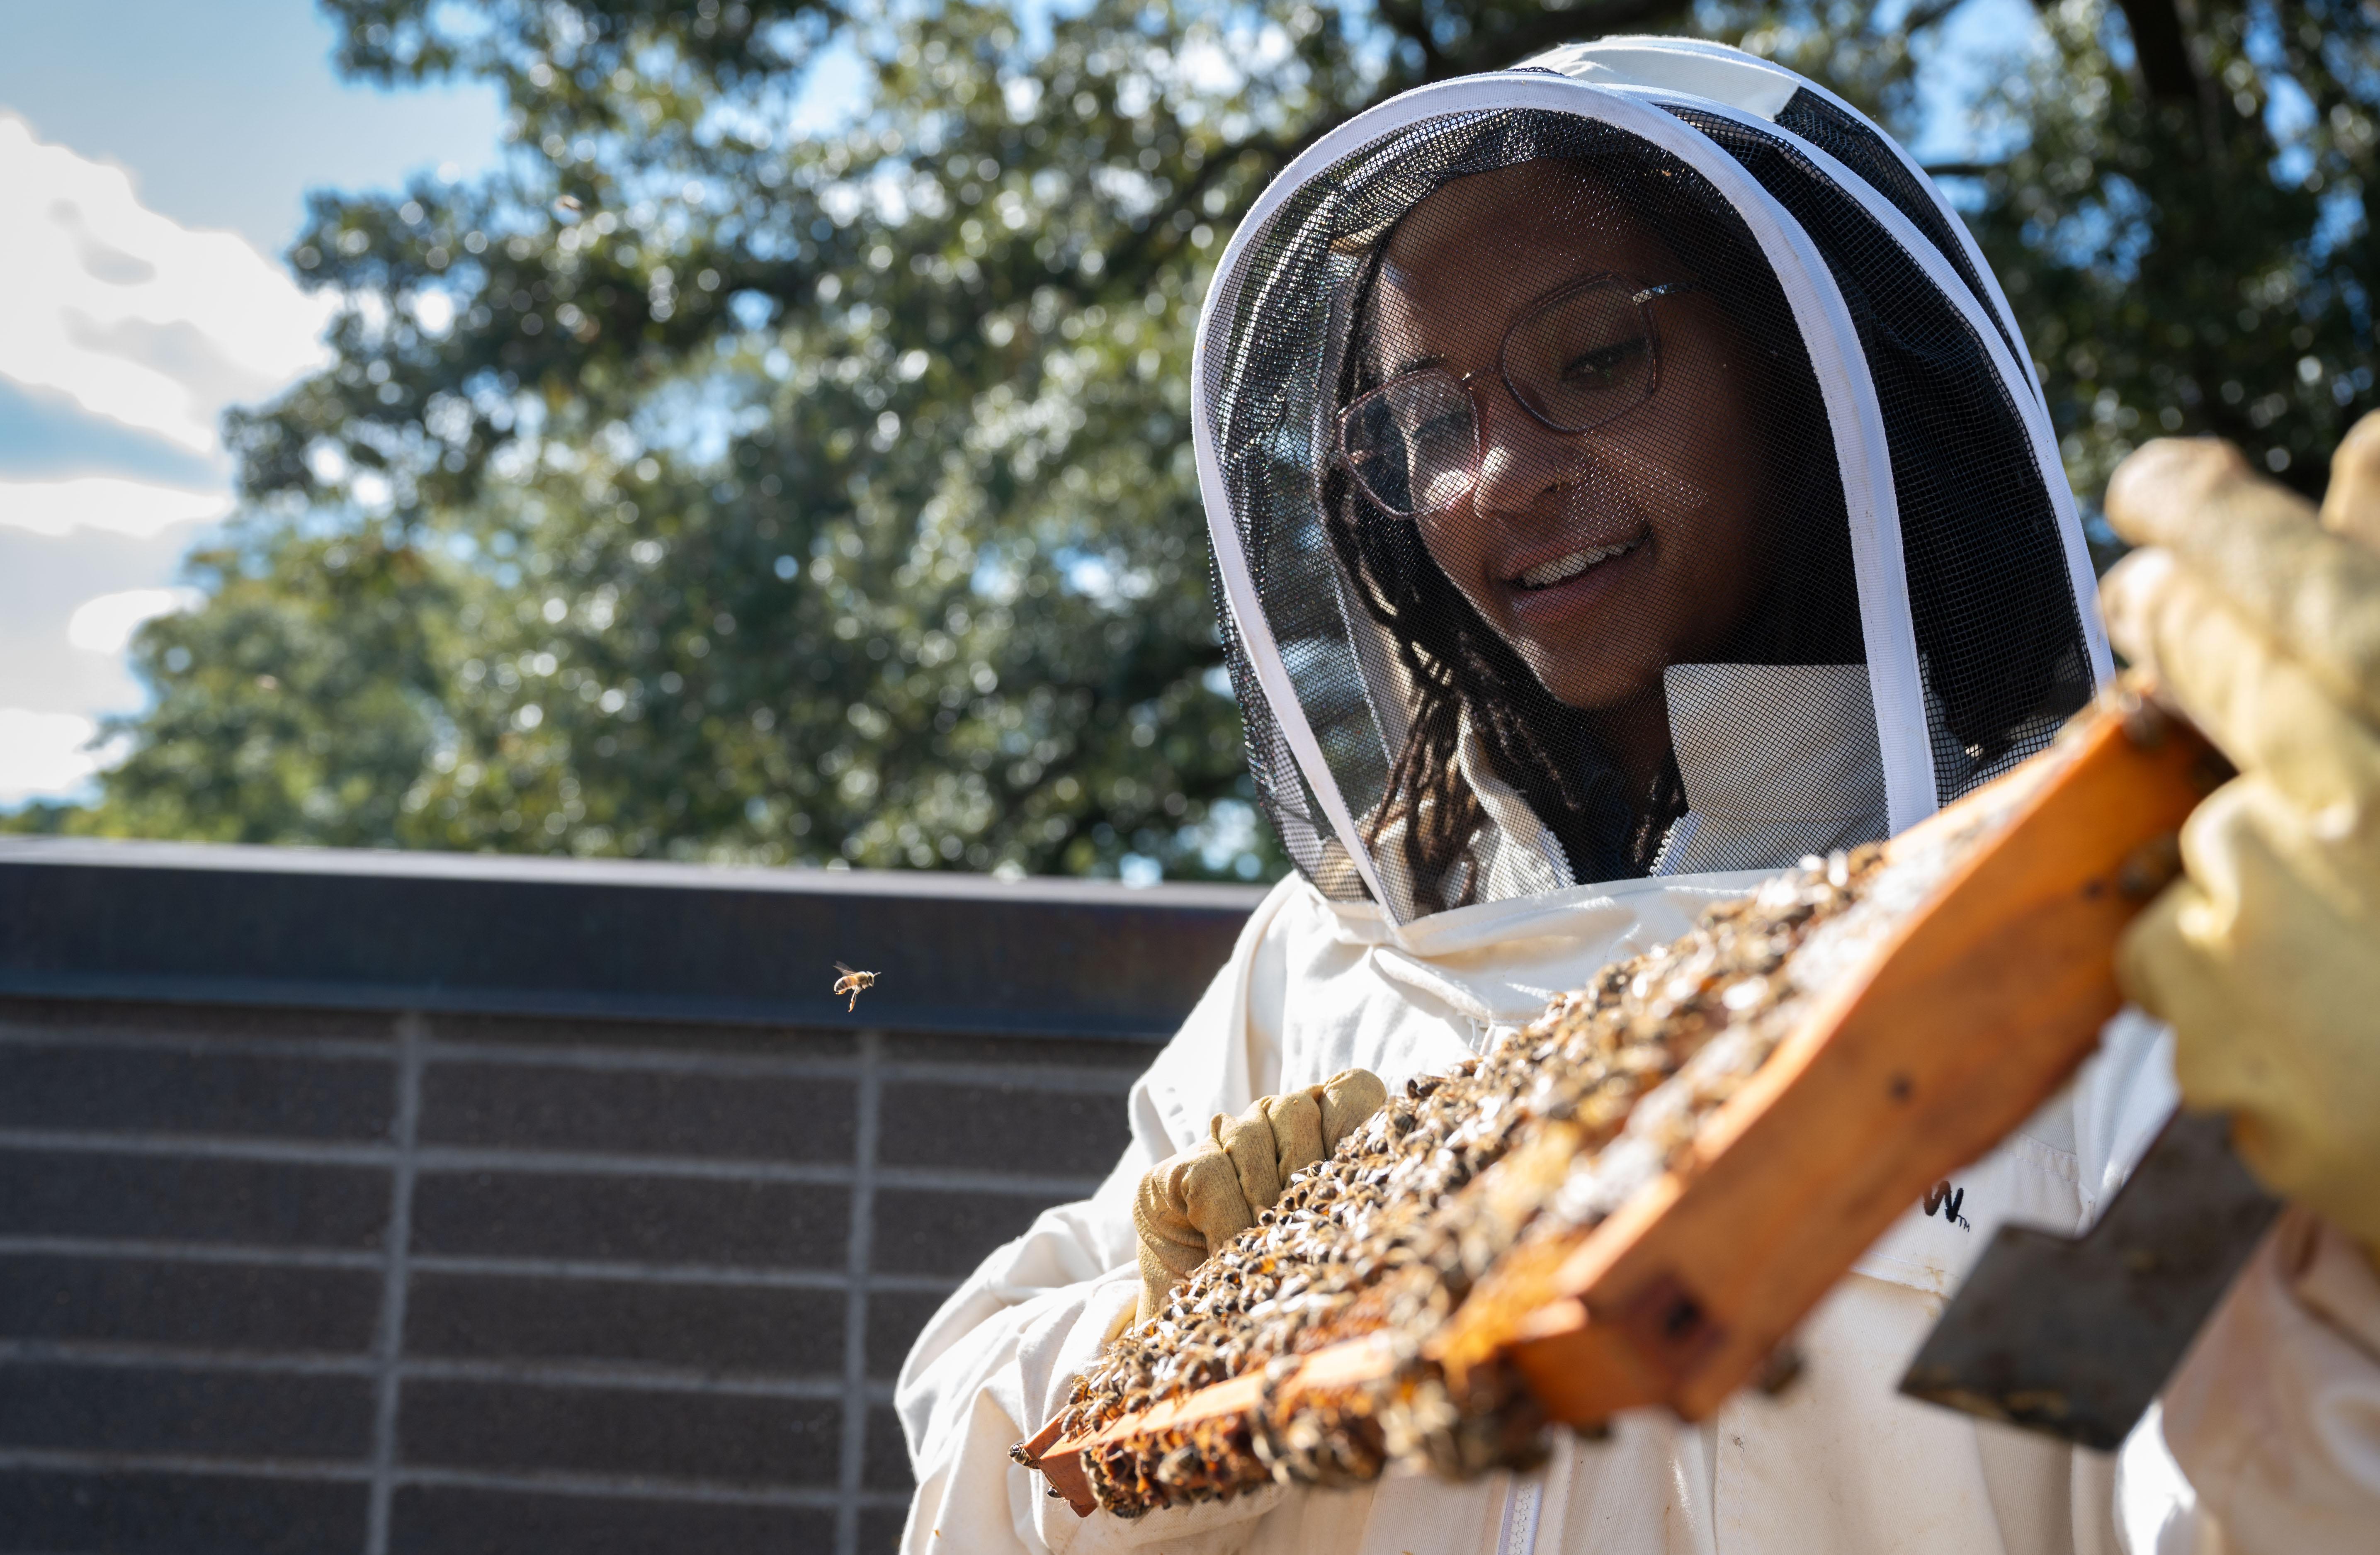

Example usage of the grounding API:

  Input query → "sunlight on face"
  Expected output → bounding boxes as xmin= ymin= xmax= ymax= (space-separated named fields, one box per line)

xmin=1370 ymin=160 xmax=1774 ymax=713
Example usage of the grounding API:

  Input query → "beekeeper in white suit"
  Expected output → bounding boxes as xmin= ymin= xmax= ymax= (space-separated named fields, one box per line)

xmin=897 ymin=37 xmax=2380 ymax=1554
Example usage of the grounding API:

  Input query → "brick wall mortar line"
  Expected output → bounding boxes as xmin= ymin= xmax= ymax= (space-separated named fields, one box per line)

xmin=0 ymin=1446 xmax=918 ymax=1509
xmin=363 ymin=1011 xmax=423 ymax=1555
xmin=420 ymin=1037 xmax=866 ymax=1078
xmin=389 ymin=1463 xmax=912 ymax=1508
xmin=874 ymin=1166 xmax=1103 ymax=1197
xmin=0 ymin=1024 xmax=394 ymax=1061
xmin=0 ymin=1341 xmax=375 ymax=1375
xmin=402 ymin=1255 xmax=950 ymax=1291
xmin=396 ymin=1356 xmax=847 ymax=1397
xmin=417 ymin=1147 xmax=857 ymax=1183
xmin=0 ymin=1340 xmax=854 ymax=1397
xmin=837 ymin=1030 xmax=882 ymax=1555
xmin=418 ymin=1042 xmax=1145 ymax=1092
xmin=0 ymin=1129 xmax=395 ymax=1166
xmin=872 ymin=1061 xmax=1148 ymax=1091
xmin=0 ymin=1235 xmax=962 ymax=1294
xmin=0 ymin=1127 xmax=1102 ymax=1198
xmin=0 ymin=1235 xmax=384 ymax=1269
xmin=0 ymin=1020 xmax=1152 ymax=1090
xmin=0 ymin=1446 xmax=373 ymax=1483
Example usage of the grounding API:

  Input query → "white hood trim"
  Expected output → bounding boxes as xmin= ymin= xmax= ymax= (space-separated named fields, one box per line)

xmin=1191 ymin=71 xmax=1938 ymax=934
xmin=1542 ymin=35 xmax=2048 ymax=405
xmin=1594 ymin=86 xmax=2115 ymax=690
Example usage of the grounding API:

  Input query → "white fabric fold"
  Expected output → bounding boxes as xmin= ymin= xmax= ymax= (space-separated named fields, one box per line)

xmin=2156 ymin=1209 xmax=2380 ymax=1553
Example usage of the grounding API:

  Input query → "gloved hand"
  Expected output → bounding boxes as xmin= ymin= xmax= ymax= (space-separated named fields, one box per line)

xmin=2101 ymin=420 xmax=2380 ymax=1256
xmin=1131 ymin=1068 xmax=1390 ymax=1324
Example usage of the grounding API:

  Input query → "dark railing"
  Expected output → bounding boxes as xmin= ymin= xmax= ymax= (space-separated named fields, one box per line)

xmin=0 ymin=838 xmax=1265 ymax=1555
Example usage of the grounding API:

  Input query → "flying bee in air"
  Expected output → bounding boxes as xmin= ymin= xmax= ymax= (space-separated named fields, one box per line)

xmin=832 ymin=963 xmax=879 ymax=1012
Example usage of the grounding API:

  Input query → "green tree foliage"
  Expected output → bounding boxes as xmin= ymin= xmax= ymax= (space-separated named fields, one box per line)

xmin=28 ymin=0 xmax=2378 ymax=870
xmin=1956 ymin=0 xmax=2380 ymax=548
xmin=44 ymin=0 xmax=1717 ymax=873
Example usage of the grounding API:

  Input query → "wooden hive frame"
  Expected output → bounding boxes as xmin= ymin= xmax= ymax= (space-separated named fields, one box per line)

xmin=1022 ymin=689 xmax=2226 ymax=1517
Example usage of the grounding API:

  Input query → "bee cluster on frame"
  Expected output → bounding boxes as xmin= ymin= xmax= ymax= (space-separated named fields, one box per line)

xmin=1030 ymin=844 xmax=1905 ymax=1517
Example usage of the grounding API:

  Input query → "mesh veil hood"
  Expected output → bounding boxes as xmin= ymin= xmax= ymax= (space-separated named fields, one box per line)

xmin=1195 ymin=38 xmax=2110 ymax=924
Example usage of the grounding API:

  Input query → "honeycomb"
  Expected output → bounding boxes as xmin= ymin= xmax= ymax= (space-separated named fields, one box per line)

xmin=1024 ymin=834 xmax=1978 ymax=1516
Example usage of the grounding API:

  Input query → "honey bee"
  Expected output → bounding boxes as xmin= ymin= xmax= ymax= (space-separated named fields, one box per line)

xmin=832 ymin=962 xmax=879 ymax=1012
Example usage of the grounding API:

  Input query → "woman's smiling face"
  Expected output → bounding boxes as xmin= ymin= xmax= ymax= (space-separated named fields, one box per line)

xmin=1368 ymin=160 xmax=1772 ymax=712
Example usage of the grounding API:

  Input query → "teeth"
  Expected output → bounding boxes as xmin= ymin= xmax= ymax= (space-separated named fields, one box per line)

xmin=1517 ymin=539 xmax=1634 ymax=589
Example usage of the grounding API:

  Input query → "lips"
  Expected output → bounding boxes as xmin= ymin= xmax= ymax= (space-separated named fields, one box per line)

xmin=1510 ymin=535 xmax=1644 ymax=590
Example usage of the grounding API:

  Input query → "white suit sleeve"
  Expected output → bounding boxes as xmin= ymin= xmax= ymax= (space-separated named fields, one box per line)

xmin=893 ymin=878 xmax=1304 ymax=1554
xmin=2146 ymin=1209 xmax=2380 ymax=1553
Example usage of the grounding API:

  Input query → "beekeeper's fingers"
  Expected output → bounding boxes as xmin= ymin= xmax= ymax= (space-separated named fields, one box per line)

xmin=1214 ymin=1098 xmax=1290 ymax=1216
xmin=1251 ymin=1068 xmax=1389 ymax=1194
xmin=1127 ymin=1070 xmax=1387 ymax=1324
xmin=2118 ymin=778 xmax=2380 ymax=1249
xmin=1132 ymin=1151 xmax=1219 ymax=1323
xmin=2101 ymin=547 xmax=2380 ymax=831
xmin=2319 ymin=408 xmax=2380 ymax=554
xmin=1318 ymin=1068 xmax=1389 ymax=1149
xmin=1258 ymin=1088 xmax=1325 ymax=1184
xmin=2104 ymin=437 xmax=2380 ymax=727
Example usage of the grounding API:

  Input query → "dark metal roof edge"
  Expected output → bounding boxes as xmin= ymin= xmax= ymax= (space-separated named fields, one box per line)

xmin=0 ymin=972 xmax=1179 ymax=1043
xmin=0 ymin=836 xmax=1276 ymax=911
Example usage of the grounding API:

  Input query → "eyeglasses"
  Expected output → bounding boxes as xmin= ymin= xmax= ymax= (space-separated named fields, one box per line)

xmin=1335 ymin=275 xmax=1686 ymax=518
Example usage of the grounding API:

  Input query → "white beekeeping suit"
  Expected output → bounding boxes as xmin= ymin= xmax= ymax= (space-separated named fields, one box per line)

xmin=897 ymin=37 xmax=2380 ymax=1555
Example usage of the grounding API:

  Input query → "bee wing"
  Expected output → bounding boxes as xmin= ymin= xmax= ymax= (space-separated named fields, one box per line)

xmin=833 ymin=961 xmax=856 ymax=975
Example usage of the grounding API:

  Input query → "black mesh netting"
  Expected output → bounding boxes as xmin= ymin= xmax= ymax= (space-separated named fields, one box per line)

xmin=1662 ymin=103 xmax=2094 ymax=799
xmin=1770 ymin=87 xmax=2033 ymax=394
xmin=1202 ymin=101 xmax=2085 ymax=922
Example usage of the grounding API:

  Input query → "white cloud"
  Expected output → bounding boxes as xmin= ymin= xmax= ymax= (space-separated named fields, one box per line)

xmin=0 ymin=113 xmax=335 ymax=454
xmin=67 ymin=586 xmax=202 ymax=654
xmin=0 ymin=474 xmax=232 ymax=537
xmin=0 ymin=707 xmax=119 ymax=804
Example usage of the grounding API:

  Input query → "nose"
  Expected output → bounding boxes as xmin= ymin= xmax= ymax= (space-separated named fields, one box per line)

xmin=1468 ymin=379 xmax=1586 ymax=520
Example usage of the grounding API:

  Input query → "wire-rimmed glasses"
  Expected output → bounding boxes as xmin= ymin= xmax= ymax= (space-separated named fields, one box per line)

xmin=1336 ymin=275 xmax=1686 ymax=518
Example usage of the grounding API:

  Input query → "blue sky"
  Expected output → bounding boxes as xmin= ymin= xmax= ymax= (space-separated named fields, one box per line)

xmin=0 ymin=0 xmax=508 ymax=250
xmin=0 ymin=0 xmax=2030 ymax=809
xmin=0 ymin=0 xmax=508 ymax=803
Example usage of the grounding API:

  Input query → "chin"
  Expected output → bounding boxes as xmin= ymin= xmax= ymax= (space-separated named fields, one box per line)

xmin=1526 ymin=659 xmax=1664 ymax=713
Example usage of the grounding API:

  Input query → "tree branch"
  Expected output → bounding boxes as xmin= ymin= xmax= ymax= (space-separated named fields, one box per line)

xmin=1458 ymin=0 xmax=1695 ymax=84
xmin=2111 ymin=0 xmax=2199 ymax=102
xmin=1903 ymin=0 xmax=1968 ymax=36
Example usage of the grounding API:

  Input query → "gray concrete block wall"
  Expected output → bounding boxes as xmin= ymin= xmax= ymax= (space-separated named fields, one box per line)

xmin=0 ymin=996 xmax=1151 ymax=1554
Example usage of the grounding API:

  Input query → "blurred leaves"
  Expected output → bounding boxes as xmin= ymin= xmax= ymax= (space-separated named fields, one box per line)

xmin=38 ymin=0 xmax=1708 ymax=875
xmin=1956 ymin=0 xmax=2380 ymax=559
xmin=23 ymin=0 xmax=2378 ymax=872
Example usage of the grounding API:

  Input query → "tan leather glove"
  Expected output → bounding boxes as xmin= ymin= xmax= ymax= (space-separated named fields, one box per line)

xmin=1130 ymin=1068 xmax=1389 ymax=1324
xmin=2101 ymin=422 xmax=2380 ymax=1256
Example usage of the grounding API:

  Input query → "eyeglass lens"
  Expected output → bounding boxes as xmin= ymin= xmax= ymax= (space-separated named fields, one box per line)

xmin=1341 ymin=278 xmax=1660 ymax=516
